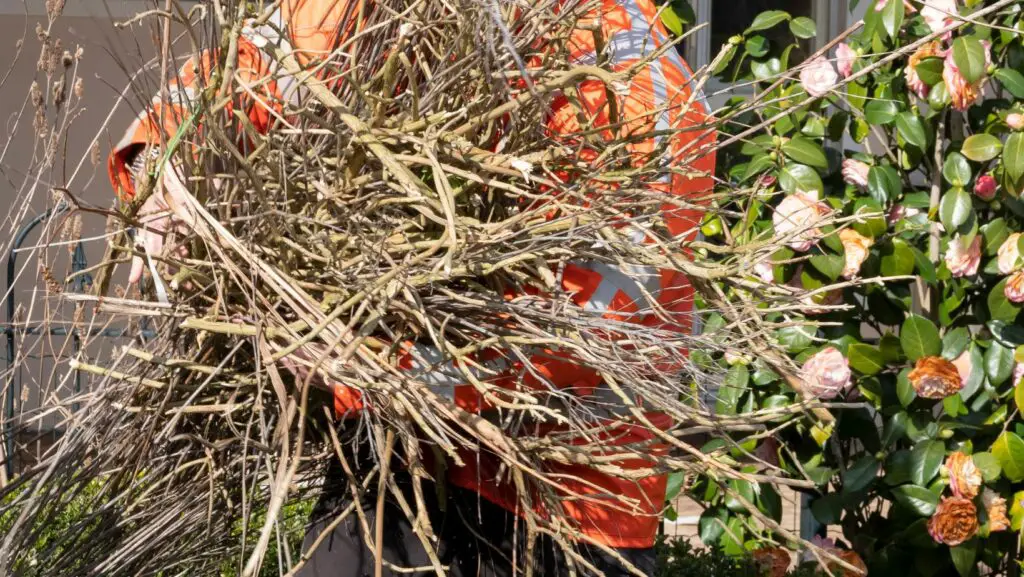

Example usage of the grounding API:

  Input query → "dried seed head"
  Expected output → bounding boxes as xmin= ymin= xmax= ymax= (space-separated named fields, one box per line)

xmin=40 ymin=264 xmax=63 ymax=295
xmin=73 ymin=77 xmax=84 ymax=99
xmin=90 ymin=141 xmax=101 ymax=167
xmin=52 ymin=76 xmax=66 ymax=107
xmin=46 ymin=0 xmax=65 ymax=20
xmin=35 ymin=22 xmax=47 ymax=41
xmin=62 ymin=49 xmax=73 ymax=67
xmin=30 ymin=80 xmax=44 ymax=107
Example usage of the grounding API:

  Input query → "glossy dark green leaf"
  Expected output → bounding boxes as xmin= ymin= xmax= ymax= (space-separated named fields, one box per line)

xmin=897 ymin=112 xmax=928 ymax=150
xmin=971 ymin=451 xmax=1001 ymax=482
xmin=868 ymin=165 xmax=901 ymax=204
xmin=915 ymin=56 xmax=944 ymax=86
xmin=1005 ymin=133 xmax=1024 ymax=182
xmin=950 ymin=539 xmax=978 ymax=577
xmin=910 ymin=440 xmax=945 ymax=486
xmin=943 ymin=152 xmax=972 ymax=187
xmin=880 ymin=237 xmax=915 ymax=277
xmin=745 ymin=35 xmax=769 ymax=57
xmin=779 ymin=163 xmax=823 ymax=194
xmin=782 ymin=137 xmax=828 ymax=169
xmin=885 ymin=449 xmax=913 ymax=485
xmin=897 ymin=368 xmax=916 ymax=407
xmin=982 ymin=218 xmax=1010 ymax=255
xmin=941 ymin=327 xmax=971 ymax=359
xmin=881 ymin=412 xmax=909 ymax=446
xmin=715 ymin=363 xmax=749 ymax=415
xmin=848 ymin=343 xmax=885 ymax=375
xmin=665 ymin=471 xmax=685 ymax=500
xmin=891 ymin=484 xmax=939 ymax=516
xmin=993 ymin=431 xmax=1024 ymax=482
xmin=901 ymin=314 xmax=941 ymax=362
xmin=724 ymin=479 xmax=755 ymax=512
xmin=721 ymin=516 xmax=745 ymax=555
xmin=698 ymin=508 xmax=728 ymax=544
xmin=810 ymin=493 xmax=844 ymax=525
xmin=939 ymin=188 xmax=972 ymax=231
xmin=994 ymin=68 xmax=1024 ymax=98
xmin=961 ymin=133 xmax=1003 ymax=162
xmin=746 ymin=9 xmax=790 ymax=33
xmin=989 ymin=278 xmax=1022 ymax=323
xmin=912 ymin=247 xmax=937 ymax=286
xmin=985 ymin=341 xmax=1015 ymax=386
xmin=751 ymin=57 xmax=782 ymax=80
xmin=777 ymin=324 xmax=815 ymax=353
xmin=758 ymin=483 xmax=783 ymax=521
xmin=789 ymin=16 xmax=817 ymax=39
xmin=952 ymin=37 xmax=987 ymax=84
xmin=865 ymin=99 xmax=899 ymax=125
xmin=852 ymin=198 xmax=887 ymax=238
xmin=810 ymin=254 xmax=844 ymax=282
xmin=843 ymin=456 xmax=880 ymax=493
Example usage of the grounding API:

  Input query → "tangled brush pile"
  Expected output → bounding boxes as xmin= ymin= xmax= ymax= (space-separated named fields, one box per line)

xmin=0 ymin=0 xmax=837 ymax=575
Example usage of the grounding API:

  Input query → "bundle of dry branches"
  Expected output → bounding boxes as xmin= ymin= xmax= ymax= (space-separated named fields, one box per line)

xmin=0 ymin=0 xmax=851 ymax=575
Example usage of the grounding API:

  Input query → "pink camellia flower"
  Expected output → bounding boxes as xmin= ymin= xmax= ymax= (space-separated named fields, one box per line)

xmin=754 ymin=260 xmax=775 ymax=284
xmin=1014 ymin=362 xmax=1024 ymax=386
xmin=998 ymin=233 xmax=1022 ymax=275
xmin=840 ymin=228 xmax=873 ymax=279
xmin=945 ymin=235 xmax=982 ymax=277
xmin=800 ymin=56 xmax=839 ymax=98
xmin=952 ymin=349 xmax=973 ymax=388
xmin=905 ymin=42 xmax=943 ymax=99
xmin=773 ymin=191 xmax=831 ymax=252
xmin=1008 ymin=113 xmax=1024 ymax=130
xmin=1006 ymin=271 xmax=1024 ymax=303
xmin=922 ymin=0 xmax=958 ymax=36
xmin=836 ymin=43 xmax=857 ymax=78
xmin=888 ymin=204 xmax=921 ymax=224
xmin=841 ymin=159 xmax=870 ymax=190
xmin=943 ymin=51 xmax=983 ymax=112
xmin=975 ymin=174 xmax=998 ymax=201
xmin=800 ymin=347 xmax=852 ymax=400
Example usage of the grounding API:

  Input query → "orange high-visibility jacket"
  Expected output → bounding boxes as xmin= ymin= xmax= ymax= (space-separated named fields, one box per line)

xmin=109 ymin=0 xmax=715 ymax=549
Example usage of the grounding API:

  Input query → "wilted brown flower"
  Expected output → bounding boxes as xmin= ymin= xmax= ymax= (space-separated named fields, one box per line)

xmin=982 ymin=489 xmax=1009 ymax=532
xmin=928 ymin=496 xmax=979 ymax=546
xmin=829 ymin=549 xmax=868 ymax=577
xmin=945 ymin=452 xmax=982 ymax=499
xmin=840 ymin=228 xmax=873 ymax=279
xmin=752 ymin=546 xmax=790 ymax=577
xmin=908 ymin=356 xmax=963 ymax=399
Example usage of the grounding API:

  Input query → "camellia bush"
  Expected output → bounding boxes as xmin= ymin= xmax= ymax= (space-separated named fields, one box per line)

xmin=670 ymin=0 xmax=1024 ymax=575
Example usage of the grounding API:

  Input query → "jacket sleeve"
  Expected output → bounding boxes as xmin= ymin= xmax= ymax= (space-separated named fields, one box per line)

xmin=108 ymin=38 xmax=279 ymax=201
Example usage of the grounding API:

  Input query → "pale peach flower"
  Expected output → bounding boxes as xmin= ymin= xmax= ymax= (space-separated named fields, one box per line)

xmin=906 ymin=42 xmax=943 ymax=99
xmin=952 ymin=349 xmax=972 ymax=388
xmin=836 ymin=43 xmax=857 ymax=78
xmin=983 ymin=489 xmax=1010 ymax=532
xmin=998 ymin=233 xmax=1022 ymax=275
xmin=1005 ymin=270 xmax=1024 ymax=303
xmin=754 ymin=260 xmax=775 ymax=284
xmin=909 ymin=356 xmax=963 ymax=399
xmin=800 ymin=347 xmax=852 ymax=399
xmin=773 ymin=191 xmax=830 ymax=252
xmin=841 ymin=159 xmax=870 ymax=190
xmin=945 ymin=452 xmax=983 ymax=499
xmin=800 ymin=56 xmax=839 ymax=98
xmin=1007 ymin=113 xmax=1024 ymax=130
xmin=922 ymin=0 xmax=958 ymax=36
xmin=944 ymin=235 xmax=981 ymax=278
xmin=943 ymin=50 xmax=983 ymax=112
xmin=840 ymin=228 xmax=873 ymax=279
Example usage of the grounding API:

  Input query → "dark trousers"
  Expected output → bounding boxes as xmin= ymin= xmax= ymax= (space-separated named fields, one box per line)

xmin=295 ymin=454 xmax=656 ymax=577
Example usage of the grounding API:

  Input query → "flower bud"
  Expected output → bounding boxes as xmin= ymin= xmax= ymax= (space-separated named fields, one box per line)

xmin=1008 ymin=113 xmax=1024 ymax=130
xmin=975 ymin=174 xmax=998 ymax=200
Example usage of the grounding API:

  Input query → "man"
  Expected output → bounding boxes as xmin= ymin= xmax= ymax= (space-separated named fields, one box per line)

xmin=108 ymin=0 xmax=714 ymax=574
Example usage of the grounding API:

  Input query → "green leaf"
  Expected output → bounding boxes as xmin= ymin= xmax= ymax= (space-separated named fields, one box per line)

xmin=897 ymin=112 xmax=928 ymax=150
xmin=868 ymin=165 xmax=901 ymax=204
xmin=901 ymin=314 xmax=941 ymax=362
xmin=915 ymin=57 xmax=945 ymax=86
xmin=745 ymin=35 xmax=769 ymax=58
xmin=1015 ymin=373 xmax=1024 ymax=414
xmin=698 ymin=508 xmax=728 ymax=544
xmin=852 ymin=198 xmax=887 ymax=238
xmin=811 ymin=494 xmax=844 ymax=525
xmin=929 ymin=80 xmax=951 ymax=109
xmin=912 ymin=247 xmax=937 ymax=285
xmin=941 ymin=327 xmax=971 ymax=360
xmin=789 ymin=16 xmax=817 ymax=39
xmin=910 ymin=440 xmax=945 ymax=486
xmin=880 ymin=237 xmax=915 ymax=277
xmin=985 ymin=341 xmax=1015 ymax=386
xmin=721 ymin=516 xmax=745 ymax=555
xmin=1005 ymin=133 xmax=1024 ymax=182
xmin=939 ymin=188 xmax=973 ymax=231
xmin=782 ymin=137 xmax=828 ymax=169
xmin=745 ymin=10 xmax=790 ymax=33
xmin=950 ymin=540 xmax=978 ymax=577
xmin=848 ymin=343 xmax=885 ymax=375
xmin=993 ymin=432 xmax=1024 ymax=482
xmin=779 ymin=163 xmax=823 ymax=194
xmin=982 ymin=218 xmax=1010 ymax=256
xmin=952 ymin=37 xmax=987 ymax=84
xmin=865 ymin=100 xmax=899 ymax=125
xmin=712 ymin=42 xmax=738 ymax=75
xmin=724 ymin=479 xmax=755 ymax=512
xmin=810 ymin=254 xmax=844 ymax=281
xmin=777 ymin=324 xmax=815 ymax=353
xmin=660 ymin=5 xmax=684 ymax=35
xmin=989 ymin=278 xmax=1022 ymax=323
xmin=944 ymin=393 xmax=967 ymax=417
xmin=994 ymin=68 xmax=1024 ymax=99
xmin=961 ymin=133 xmax=1003 ymax=162
xmin=943 ymin=152 xmax=972 ymax=187
xmin=972 ymin=452 xmax=1001 ymax=482
xmin=880 ymin=0 xmax=905 ymax=39
xmin=897 ymin=368 xmax=916 ymax=407
xmin=715 ymin=363 xmax=750 ymax=415
xmin=665 ymin=471 xmax=685 ymax=500
xmin=843 ymin=456 xmax=880 ymax=493
xmin=758 ymin=483 xmax=783 ymax=521
xmin=892 ymin=485 xmax=939 ymax=516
